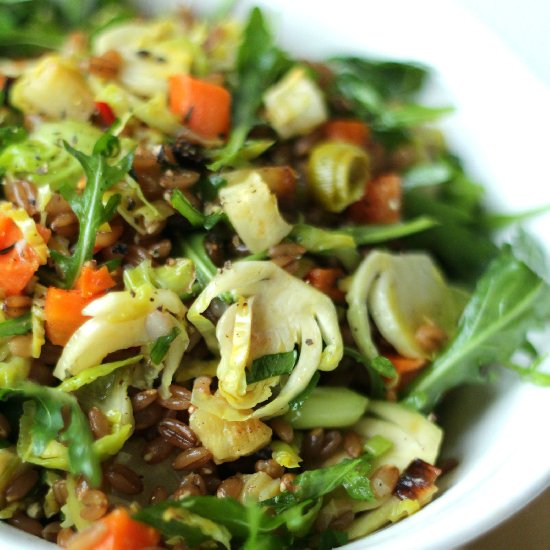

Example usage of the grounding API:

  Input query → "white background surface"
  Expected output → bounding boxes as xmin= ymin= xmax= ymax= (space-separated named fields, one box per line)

xmin=457 ymin=0 xmax=550 ymax=88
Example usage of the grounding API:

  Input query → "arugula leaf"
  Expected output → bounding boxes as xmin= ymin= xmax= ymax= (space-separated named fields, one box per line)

xmin=51 ymin=133 xmax=133 ymax=288
xmin=265 ymin=453 xmax=375 ymax=512
xmin=316 ymin=530 xmax=349 ymax=550
xmin=0 ymin=312 xmax=32 ymax=337
xmin=326 ymin=57 xmax=451 ymax=143
xmin=150 ymin=327 xmax=180 ymax=365
xmin=0 ymin=381 xmax=100 ymax=485
xmin=208 ymin=7 xmax=291 ymax=170
xmin=401 ymin=239 xmax=550 ymax=412
xmin=246 ymin=350 xmax=298 ymax=384
xmin=287 ymin=371 xmax=320 ymax=412
xmin=196 ymin=173 xmax=227 ymax=202
xmin=171 ymin=189 xmax=225 ymax=230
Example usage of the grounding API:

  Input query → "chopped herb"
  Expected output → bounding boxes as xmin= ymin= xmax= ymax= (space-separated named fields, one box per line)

xmin=246 ymin=350 xmax=298 ymax=384
xmin=287 ymin=371 xmax=320 ymax=412
xmin=150 ymin=327 xmax=180 ymax=365
xmin=0 ymin=312 xmax=32 ymax=337
xmin=171 ymin=189 xmax=225 ymax=230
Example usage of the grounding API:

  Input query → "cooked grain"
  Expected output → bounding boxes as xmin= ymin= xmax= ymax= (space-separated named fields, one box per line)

xmin=173 ymin=473 xmax=206 ymax=498
xmin=270 ymin=418 xmax=294 ymax=444
xmin=88 ymin=407 xmax=111 ymax=439
xmin=42 ymin=521 xmax=62 ymax=542
xmin=158 ymin=418 xmax=197 ymax=449
xmin=143 ymin=436 xmax=174 ymax=464
xmin=5 ymin=469 xmax=39 ymax=502
xmin=371 ymin=465 xmax=400 ymax=499
xmin=106 ymin=463 xmax=143 ymax=495
xmin=172 ymin=447 xmax=212 ymax=471
xmin=131 ymin=389 xmax=158 ymax=412
xmin=255 ymin=459 xmax=284 ymax=479
xmin=8 ymin=512 xmax=43 ymax=537
xmin=343 ymin=430 xmax=363 ymax=458
xmin=280 ymin=473 xmax=297 ymax=493
xmin=53 ymin=479 xmax=68 ymax=506
xmin=79 ymin=489 xmax=109 ymax=521
xmin=150 ymin=485 xmax=169 ymax=505
xmin=216 ymin=476 xmax=243 ymax=499
xmin=57 ymin=527 xmax=75 ymax=548
xmin=28 ymin=360 xmax=56 ymax=386
xmin=134 ymin=402 xmax=164 ymax=430
xmin=301 ymin=428 xmax=325 ymax=461
xmin=157 ymin=385 xmax=191 ymax=411
xmin=319 ymin=430 xmax=343 ymax=460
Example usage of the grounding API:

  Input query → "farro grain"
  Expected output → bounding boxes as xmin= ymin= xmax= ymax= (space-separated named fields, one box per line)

xmin=28 ymin=361 xmax=56 ymax=386
xmin=79 ymin=489 xmax=109 ymax=521
xmin=131 ymin=389 xmax=158 ymax=412
xmin=319 ymin=430 xmax=343 ymax=460
xmin=173 ymin=473 xmax=206 ymax=498
xmin=255 ymin=459 xmax=284 ymax=479
xmin=134 ymin=402 xmax=164 ymax=430
xmin=8 ymin=334 xmax=33 ymax=357
xmin=5 ymin=469 xmax=39 ymax=502
xmin=143 ymin=436 xmax=174 ymax=464
xmin=88 ymin=407 xmax=111 ymax=439
xmin=216 ymin=476 xmax=243 ymax=499
xmin=158 ymin=418 xmax=197 ymax=449
xmin=343 ymin=430 xmax=363 ymax=458
xmin=270 ymin=418 xmax=294 ymax=443
xmin=150 ymin=485 xmax=169 ymax=505
xmin=280 ymin=473 xmax=297 ymax=493
xmin=8 ymin=512 xmax=43 ymax=537
xmin=53 ymin=479 xmax=68 ymax=506
xmin=172 ymin=447 xmax=212 ymax=471
xmin=301 ymin=428 xmax=325 ymax=461
xmin=371 ymin=465 xmax=400 ymax=499
xmin=57 ymin=527 xmax=75 ymax=548
xmin=42 ymin=521 xmax=62 ymax=542
xmin=106 ymin=463 xmax=143 ymax=495
xmin=157 ymin=385 xmax=191 ymax=411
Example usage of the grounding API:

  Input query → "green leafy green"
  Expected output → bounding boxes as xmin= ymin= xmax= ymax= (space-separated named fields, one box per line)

xmin=0 ymin=312 xmax=32 ymax=337
xmin=208 ymin=7 xmax=291 ymax=170
xmin=246 ymin=350 xmax=298 ymax=384
xmin=0 ymin=381 xmax=100 ymax=485
xmin=0 ymin=126 xmax=27 ymax=154
xmin=0 ymin=0 xmax=133 ymax=55
xmin=402 ymin=239 xmax=550 ymax=412
xmin=265 ymin=453 xmax=375 ymax=512
xmin=342 ymin=216 xmax=437 ymax=245
xmin=150 ymin=327 xmax=180 ymax=365
xmin=51 ymin=132 xmax=133 ymax=288
xmin=326 ymin=57 xmax=451 ymax=143
xmin=171 ymin=189 xmax=225 ymax=230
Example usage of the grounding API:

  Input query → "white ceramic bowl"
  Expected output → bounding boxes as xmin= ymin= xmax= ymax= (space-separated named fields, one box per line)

xmin=1 ymin=1 xmax=549 ymax=548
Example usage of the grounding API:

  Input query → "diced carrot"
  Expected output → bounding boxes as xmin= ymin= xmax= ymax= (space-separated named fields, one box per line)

xmin=347 ymin=172 xmax=402 ymax=224
xmin=305 ymin=267 xmax=345 ymax=303
xmin=385 ymin=353 xmax=427 ymax=374
xmin=95 ymin=101 xmax=117 ymax=126
xmin=44 ymin=288 xmax=94 ymax=346
xmin=324 ymin=119 xmax=370 ymax=147
xmin=0 ymin=215 xmax=40 ymax=296
xmin=68 ymin=508 xmax=160 ymax=550
xmin=169 ymin=74 xmax=231 ymax=139
xmin=75 ymin=265 xmax=116 ymax=298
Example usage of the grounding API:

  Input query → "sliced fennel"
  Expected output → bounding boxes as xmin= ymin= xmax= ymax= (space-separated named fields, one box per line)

xmin=188 ymin=261 xmax=343 ymax=418
xmin=219 ymin=171 xmax=293 ymax=253
xmin=347 ymin=250 xmax=465 ymax=360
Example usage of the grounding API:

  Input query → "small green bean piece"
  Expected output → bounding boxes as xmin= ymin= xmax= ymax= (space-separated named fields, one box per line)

xmin=307 ymin=140 xmax=370 ymax=213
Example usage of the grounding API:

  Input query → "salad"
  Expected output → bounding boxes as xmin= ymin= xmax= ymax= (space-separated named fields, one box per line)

xmin=0 ymin=1 xmax=549 ymax=549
